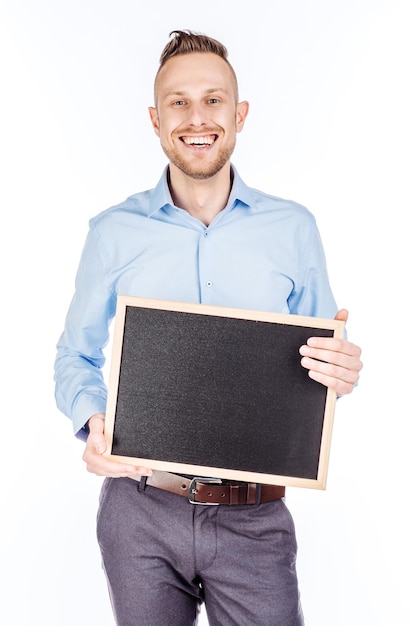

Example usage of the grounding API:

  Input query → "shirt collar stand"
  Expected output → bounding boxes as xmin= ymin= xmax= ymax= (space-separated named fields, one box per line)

xmin=147 ymin=165 xmax=256 ymax=217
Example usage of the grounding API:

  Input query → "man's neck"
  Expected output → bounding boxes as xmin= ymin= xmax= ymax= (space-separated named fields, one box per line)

xmin=168 ymin=164 xmax=233 ymax=226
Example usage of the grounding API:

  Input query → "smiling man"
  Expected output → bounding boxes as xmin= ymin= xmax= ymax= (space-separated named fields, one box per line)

xmin=54 ymin=30 xmax=362 ymax=626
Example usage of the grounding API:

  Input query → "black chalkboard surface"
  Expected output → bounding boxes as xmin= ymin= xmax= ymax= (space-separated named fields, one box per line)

xmin=104 ymin=297 xmax=345 ymax=489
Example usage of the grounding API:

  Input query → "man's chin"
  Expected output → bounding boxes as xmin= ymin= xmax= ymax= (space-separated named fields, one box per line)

xmin=163 ymin=144 xmax=235 ymax=181
xmin=169 ymin=157 xmax=232 ymax=180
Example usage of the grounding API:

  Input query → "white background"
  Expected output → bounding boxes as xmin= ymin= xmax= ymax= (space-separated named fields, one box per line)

xmin=1 ymin=1 xmax=416 ymax=624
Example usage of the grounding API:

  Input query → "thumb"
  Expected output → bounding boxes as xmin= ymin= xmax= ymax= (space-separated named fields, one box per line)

xmin=88 ymin=413 xmax=106 ymax=454
xmin=335 ymin=308 xmax=349 ymax=323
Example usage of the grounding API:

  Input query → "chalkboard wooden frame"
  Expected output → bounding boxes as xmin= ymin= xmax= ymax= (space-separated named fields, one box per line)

xmin=104 ymin=296 xmax=345 ymax=489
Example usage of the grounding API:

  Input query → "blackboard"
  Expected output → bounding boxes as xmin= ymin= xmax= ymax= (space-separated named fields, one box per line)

xmin=104 ymin=296 xmax=345 ymax=489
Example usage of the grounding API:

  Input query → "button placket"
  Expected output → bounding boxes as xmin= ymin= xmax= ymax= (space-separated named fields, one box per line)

xmin=198 ymin=228 xmax=216 ymax=299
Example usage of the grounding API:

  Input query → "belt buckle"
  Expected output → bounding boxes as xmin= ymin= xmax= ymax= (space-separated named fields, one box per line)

xmin=188 ymin=477 xmax=222 ymax=505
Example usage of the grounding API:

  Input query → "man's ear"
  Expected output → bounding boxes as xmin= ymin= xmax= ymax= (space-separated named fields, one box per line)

xmin=236 ymin=100 xmax=249 ymax=133
xmin=148 ymin=107 xmax=160 ymax=136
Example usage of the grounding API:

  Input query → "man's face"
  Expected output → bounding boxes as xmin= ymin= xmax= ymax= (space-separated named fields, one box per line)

xmin=149 ymin=53 xmax=248 ymax=180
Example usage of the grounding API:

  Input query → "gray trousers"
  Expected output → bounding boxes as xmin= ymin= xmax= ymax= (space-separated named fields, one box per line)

xmin=97 ymin=476 xmax=304 ymax=626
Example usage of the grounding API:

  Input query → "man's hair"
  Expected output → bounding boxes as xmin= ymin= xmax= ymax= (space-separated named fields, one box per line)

xmin=159 ymin=30 xmax=230 ymax=65
xmin=154 ymin=30 xmax=238 ymax=103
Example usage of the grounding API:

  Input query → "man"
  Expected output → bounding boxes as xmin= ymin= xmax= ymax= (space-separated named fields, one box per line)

xmin=54 ymin=30 xmax=362 ymax=626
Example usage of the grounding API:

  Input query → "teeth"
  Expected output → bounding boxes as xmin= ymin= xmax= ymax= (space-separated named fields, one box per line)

xmin=182 ymin=136 xmax=215 ymax=145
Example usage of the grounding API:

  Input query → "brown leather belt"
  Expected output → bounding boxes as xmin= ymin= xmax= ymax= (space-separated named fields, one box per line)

xmin=144 ymin=471 xmax=285 ymax=505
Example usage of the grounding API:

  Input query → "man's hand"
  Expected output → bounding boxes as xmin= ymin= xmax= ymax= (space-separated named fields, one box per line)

xmin=82 ymin=413 xmax=152 ymax=478
xmin=299 ymin=309 xmax=363 ymax=397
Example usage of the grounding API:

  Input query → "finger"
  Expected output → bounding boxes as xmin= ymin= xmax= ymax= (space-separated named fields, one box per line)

xmin=299 ymin=344 xmax=363 ymax=372
xmin=306 ymin=368 xmax=357 ymax=396
xmin=301 ymin=336 xmax=362 ymax=358
xmin=86 ymin=462 xmax=152 ymax=478
xmin=82 ymin=447 xmax=152 ymax=477
xmin=300 ymin=356 xmax=360 ymax=385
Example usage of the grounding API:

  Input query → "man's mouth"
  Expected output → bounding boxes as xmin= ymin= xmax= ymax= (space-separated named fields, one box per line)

xmin=180 ymin=134 xmax=217 ymax=146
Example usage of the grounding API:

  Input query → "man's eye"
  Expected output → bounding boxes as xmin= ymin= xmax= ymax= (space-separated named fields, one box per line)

xmin=208 ymin=98 xmax=219 ymax=104
xmin=174 ymin=100 xmax=186 ymax=106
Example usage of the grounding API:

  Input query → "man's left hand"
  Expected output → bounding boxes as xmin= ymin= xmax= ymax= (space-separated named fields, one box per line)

xmin=299 ymin=309 xmax=363 ymax=397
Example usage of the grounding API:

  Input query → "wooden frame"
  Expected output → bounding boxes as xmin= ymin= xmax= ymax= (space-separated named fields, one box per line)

xmin=104 ymin=296 xmax=345 ymax=489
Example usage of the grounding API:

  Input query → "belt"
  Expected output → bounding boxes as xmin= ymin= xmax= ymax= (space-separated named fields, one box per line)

xmin=144 ymin=471 xmax=285 ymax=505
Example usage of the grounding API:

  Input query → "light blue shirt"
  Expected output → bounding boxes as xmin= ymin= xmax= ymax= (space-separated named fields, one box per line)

xmin=54 ymin=166 xmax=338 ymax=439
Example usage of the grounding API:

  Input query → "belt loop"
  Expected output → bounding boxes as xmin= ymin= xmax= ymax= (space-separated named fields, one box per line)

xmin=137 ymin=475 xmax=148 ymax=492
xmin=246 ymin=483 xmax=257 ymax=505
xmin=230 ymin=484 xmax=240 ymax=505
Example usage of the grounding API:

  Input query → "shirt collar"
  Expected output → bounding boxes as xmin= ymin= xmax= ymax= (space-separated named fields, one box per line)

xmin=147 ymin=164 xmax=256 ymax=217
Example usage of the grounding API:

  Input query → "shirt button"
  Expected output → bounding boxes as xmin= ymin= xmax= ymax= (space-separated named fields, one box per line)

xmin=204 ymin=231 xmax=209 ymax=237
xmin=206 ymin=281 xmax=213 ymax=287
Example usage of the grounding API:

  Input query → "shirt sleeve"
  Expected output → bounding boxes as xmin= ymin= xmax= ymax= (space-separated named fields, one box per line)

xmin=287 ymin=216 xmax=339 ymax=320
xmin=54 ymin=221 xmax=117 ymax=440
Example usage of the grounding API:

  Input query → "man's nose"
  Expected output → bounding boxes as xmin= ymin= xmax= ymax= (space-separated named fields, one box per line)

xmin=186 ymin=103 xmax=207 ymax=126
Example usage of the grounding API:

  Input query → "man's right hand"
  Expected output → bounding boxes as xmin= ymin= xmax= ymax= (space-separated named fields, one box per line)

xmin=82 ymin=413 xmax=152 ymax=478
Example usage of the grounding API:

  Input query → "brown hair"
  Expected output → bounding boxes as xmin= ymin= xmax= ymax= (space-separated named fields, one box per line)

xmin=154 ymin=30 xmax=238 ymax=103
